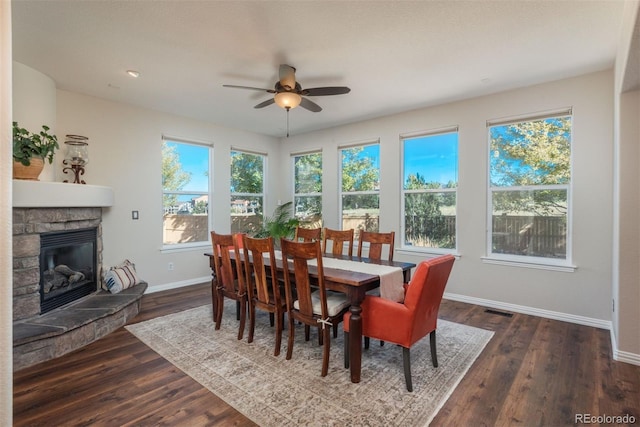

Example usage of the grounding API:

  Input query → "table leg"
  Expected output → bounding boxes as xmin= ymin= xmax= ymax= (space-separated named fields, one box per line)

xmin=349 ymin=303 xmax=362 ymax=383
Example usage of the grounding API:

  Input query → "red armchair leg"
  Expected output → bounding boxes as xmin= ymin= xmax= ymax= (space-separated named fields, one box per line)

xmin=430 ymin=330 xmax=438 ymax=367
xmin=402 ymin=347 xmax=413 ymax=392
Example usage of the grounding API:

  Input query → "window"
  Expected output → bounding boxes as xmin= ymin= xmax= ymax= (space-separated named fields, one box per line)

xmin=230 ymin=150 xmax=265 ymax=234
xmin=401 ymin=128 xmax=458 ymax=251
xmin=340 ymin=142 xmax=380 ymax=237
xmin=292 ymin=151 xmax=322 ymax=227
xmin=162 ymin=138 xmax=211 ymax=246
xmin=487 ymin=109 xmax=572 ymax=263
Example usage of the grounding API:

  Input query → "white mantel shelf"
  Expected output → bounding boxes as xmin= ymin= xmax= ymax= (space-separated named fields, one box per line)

xmin=12 ymin=180 xmax=114 ymax=208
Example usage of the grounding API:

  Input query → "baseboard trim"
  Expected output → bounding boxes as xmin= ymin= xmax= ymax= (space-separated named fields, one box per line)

xmin=614 ymin=349 xmax=640 ymax=366
xmin=443 ymin=292 xmax=612 ymax=330
xmin=145 ymin=276 xmax=210 ymax=294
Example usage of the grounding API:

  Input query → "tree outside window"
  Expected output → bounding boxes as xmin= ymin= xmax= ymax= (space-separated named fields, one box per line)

xmin=402 ymin=130 xmax=458 ymax=250
xmin=293 ymin=152 xmax=322 ymax=227
xmin=340 ymin=143 xmax=380 ymax=237
xmin=231 ymin=150 xmax=265 ymax=234
xmin=488 ymin=112 xmax=571 ymax=260
xmin=162 ymin=139 xmax=210 ymax=245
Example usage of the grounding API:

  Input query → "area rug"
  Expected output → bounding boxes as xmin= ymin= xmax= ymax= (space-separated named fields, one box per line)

xmin=126 ymin=301 xmax=494 ymax=426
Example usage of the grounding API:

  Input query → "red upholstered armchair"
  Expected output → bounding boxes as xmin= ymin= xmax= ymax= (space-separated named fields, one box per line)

xmin=343 ymin=254 xmax=455 ymax=392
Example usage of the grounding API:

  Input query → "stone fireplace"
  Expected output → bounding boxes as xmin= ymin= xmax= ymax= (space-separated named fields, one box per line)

xmin=12 ymin=181 xmax=147 ymax=371
xmin=13 ymin=206 xmax=103 ymax=321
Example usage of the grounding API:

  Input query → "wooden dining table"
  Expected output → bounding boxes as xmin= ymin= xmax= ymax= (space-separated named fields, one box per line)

xmin=205 ymin=250 xmax=415 ymax=383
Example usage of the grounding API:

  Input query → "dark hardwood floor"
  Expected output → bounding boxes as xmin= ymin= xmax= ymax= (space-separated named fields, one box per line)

xmin=13 ymin=283 xmax=640 ymax=426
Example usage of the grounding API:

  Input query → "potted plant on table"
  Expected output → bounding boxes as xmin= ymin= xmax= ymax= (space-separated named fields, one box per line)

xmin=13 ymin=121 xmax=59 ymax=180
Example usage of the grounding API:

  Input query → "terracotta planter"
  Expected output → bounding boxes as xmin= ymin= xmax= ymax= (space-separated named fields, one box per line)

xmin=13 ymin=158 xmax=45 ymax=180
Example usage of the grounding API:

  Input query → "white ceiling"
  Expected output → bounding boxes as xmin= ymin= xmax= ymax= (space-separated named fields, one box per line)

xmin=11 ymin=0 xmax=628 ymax=138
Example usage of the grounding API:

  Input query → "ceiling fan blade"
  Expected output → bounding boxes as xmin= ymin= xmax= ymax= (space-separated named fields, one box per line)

xmin=223 ymin=84 xmax=276 ymax=93
xmin=254 ymin=98 xmax=275 ymax=109
xmin=302 ymin=86 xmax=351 ymax=96
xmin=299 ymin=97 xmax=322 ymax=112
xmin=279 ymin=64 xmax=297 ymax=90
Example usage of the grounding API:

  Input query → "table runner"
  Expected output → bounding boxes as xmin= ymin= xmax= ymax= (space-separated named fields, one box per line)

xmin=271 ymin=250 xmax=405 ymax=302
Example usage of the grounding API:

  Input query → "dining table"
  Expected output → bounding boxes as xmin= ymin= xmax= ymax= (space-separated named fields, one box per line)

xmin=205 ymin=250 xmax=415 ymax=383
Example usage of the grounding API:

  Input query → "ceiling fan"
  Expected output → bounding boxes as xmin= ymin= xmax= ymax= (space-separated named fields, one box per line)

xmin=223 ymin=64 xmax=350 ymax=112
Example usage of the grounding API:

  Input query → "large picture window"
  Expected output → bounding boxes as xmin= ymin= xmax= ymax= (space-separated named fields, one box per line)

xmin=231 ymin=150 xmax=265 ymax=234
xmin=488 ymin=109 xmax=572 ymax=263
xmin=162 ymin=138 xmax=211 ymax=246
xmin=340 ymin=142 xmax=380 ymax=237
xmin=293 ymin=151 xmax=322 ymax=228
xmin=401 ymin=128 xmax=458 ymax=251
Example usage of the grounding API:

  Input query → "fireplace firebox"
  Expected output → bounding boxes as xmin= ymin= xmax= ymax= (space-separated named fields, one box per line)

xmin=39 ymin=228 xmax=98 ymax=314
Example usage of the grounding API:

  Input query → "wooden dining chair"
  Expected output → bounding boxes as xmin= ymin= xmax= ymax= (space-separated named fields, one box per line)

xmin=280 ymin=239 xmax=350 ymax=377
xmin=294 ymin=226 xmax=322 ymax=242
xmin=357 ymin=230 xmax=395 ymax=262
xmin=322 ymin=227 xmax=354 ymax=256
xmin=210 ymin=231 xmax=247 ymax=340
xmin=242 ymin=235 xmax=287 ymax=356
xmin=343 ymin=254 xmax=455 ymax=391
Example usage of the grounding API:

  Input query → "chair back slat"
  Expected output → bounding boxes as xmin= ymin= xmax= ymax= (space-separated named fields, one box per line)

xmin=322 ymin=228 xmax=354 ymax=256
xmin=211 ymin=231 xmax=244 ymax=294
xmin=281 ymin=239 xmax=327 ymax=320
xmin=242 ymin=235 xmax=280 ymax=306
xmin=357 ymin=230 xmax=395 ymax=261
xmin=294 ymin=226 xmax=322 ymax=242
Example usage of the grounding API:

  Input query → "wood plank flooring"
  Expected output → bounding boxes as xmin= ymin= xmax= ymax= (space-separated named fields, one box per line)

xmin=13 ymin=283 xmax=640 ymax=426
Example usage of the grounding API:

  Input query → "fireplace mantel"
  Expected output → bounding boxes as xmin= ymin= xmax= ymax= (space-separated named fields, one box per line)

xmin=12 ymin=180 xmax=114 ymax=208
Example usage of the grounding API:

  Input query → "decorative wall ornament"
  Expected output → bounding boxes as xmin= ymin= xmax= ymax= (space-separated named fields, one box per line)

xmin=63 ymin=134 xmax=89 ymax=184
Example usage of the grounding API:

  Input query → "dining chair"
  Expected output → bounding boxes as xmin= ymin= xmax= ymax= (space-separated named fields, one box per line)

xmin=210 ymin=231 xmax=247 ymax=340
xmin=357 ymin=230 xmax=395 ymax=262
xmin=322 ymin=227 xmax=354 ymax=256
xmin=343 ymin=254 xmax=455 ymax=391
xmin=294 ymin=226 xmax=322 ymax=242
xmin=280 ymin=238 xmax=350 ymax=377
xmin=242 ymin=235 xmax=287 ymax=356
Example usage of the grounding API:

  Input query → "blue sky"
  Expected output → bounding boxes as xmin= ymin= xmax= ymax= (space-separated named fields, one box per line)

xmin=168 ymin=142 xmax=209 ymax=192
xmin=170 ymin=132 xmax=459 ymax=192
xmin=403 ymin=133 xmax=458 ymax=186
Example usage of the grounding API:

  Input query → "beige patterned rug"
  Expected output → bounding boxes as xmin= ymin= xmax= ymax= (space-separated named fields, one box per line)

xmin=126 ymin=300 xmax=493 ymax=426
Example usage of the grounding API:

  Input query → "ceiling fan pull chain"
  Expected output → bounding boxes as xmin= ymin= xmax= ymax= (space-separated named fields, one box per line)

xmin=286 ymin=106 xmax=291 ymax=137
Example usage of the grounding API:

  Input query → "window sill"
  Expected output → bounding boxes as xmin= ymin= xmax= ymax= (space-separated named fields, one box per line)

xmin=397 ymin=247 xmax=460 ymax=258
xmin=160 ymin=242 xmax=210 ymax=254
xmin=481 ymin=256 xmax=576 ymax=272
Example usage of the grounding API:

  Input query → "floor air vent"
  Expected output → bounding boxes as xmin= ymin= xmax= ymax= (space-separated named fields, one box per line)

xmin=485 ymin=308 xmax=513 ymax=317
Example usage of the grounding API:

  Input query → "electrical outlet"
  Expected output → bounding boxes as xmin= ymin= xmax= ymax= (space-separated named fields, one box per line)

xmin=168 ymin=262 xmax=174 ymax=271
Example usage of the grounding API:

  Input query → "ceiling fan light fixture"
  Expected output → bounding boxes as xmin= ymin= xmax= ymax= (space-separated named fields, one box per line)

xmin=274 ymin=92 xmax=301 ymax=109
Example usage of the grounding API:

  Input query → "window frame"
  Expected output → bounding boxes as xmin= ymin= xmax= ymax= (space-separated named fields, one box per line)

xmin=230 ymin=148 xmax=266 ymax=234
xmin=161 ymin=136 xmax=213 ymax=252
xmin=483 ymin=108 xmax=575 ymax=271
xmin=338 ymin=140 xmax=380 ymax=237
xmin=291 ymin=150 xmax=323 ymax=226
xmin=399 ymin=126 xmax=459 ymax=255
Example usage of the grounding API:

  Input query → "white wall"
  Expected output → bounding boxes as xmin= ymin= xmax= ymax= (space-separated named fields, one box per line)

xmin=56 ymin=90 xmax=281 ymax=290
xmin=12 ymin=62 xmax=57 ymax=182
xmin=279 ymin=71 xmax=615 ymax=325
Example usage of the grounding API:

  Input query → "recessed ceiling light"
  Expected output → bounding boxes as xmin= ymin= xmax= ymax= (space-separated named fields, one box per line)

xmin=126 ymin=70 xmax=140 ymax=78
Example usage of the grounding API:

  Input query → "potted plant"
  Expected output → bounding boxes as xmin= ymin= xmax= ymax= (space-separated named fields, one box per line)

xmin=254 ymin=201 xmax=300 ymax=246
xmin=13 ymin=121 xmax=59 ymax=180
